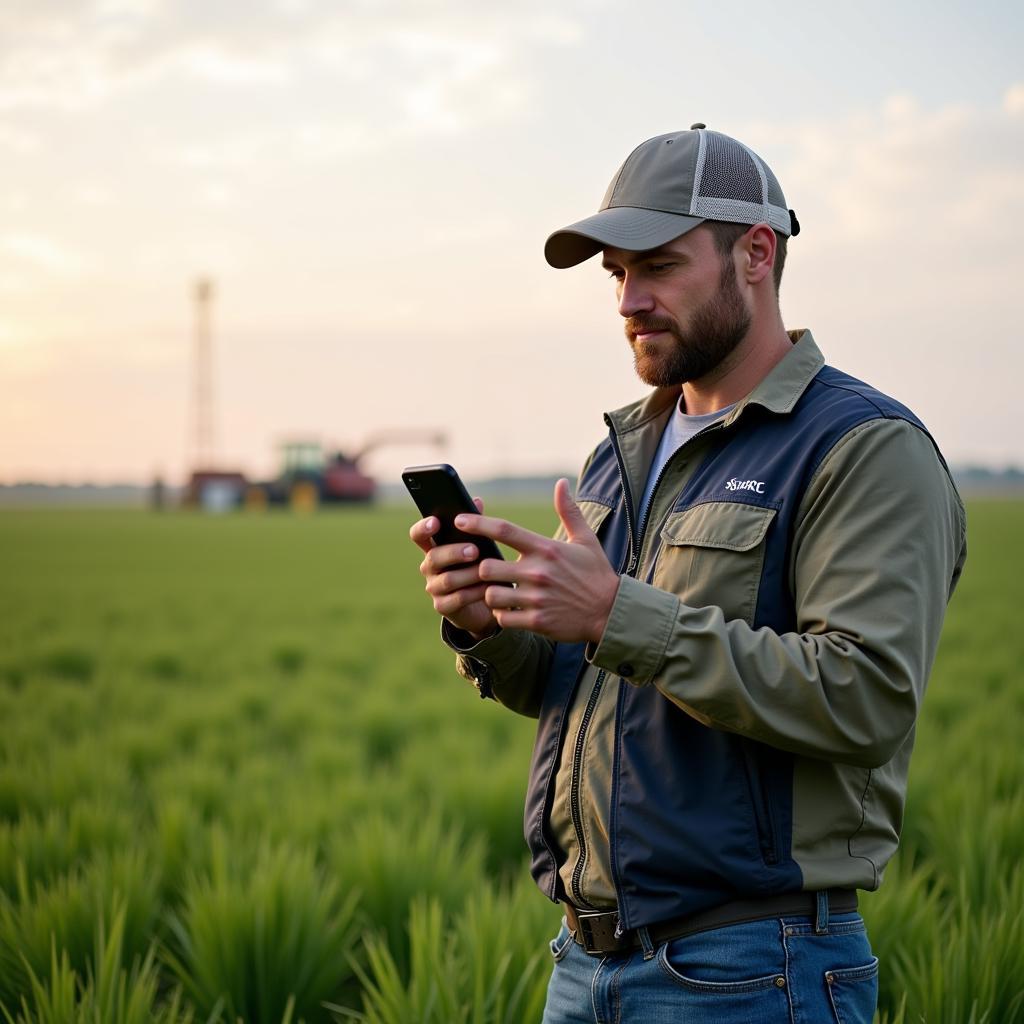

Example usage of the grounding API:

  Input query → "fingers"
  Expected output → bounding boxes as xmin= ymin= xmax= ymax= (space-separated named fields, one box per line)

xmin=424 ymin=563 xmax=482 ymax=598
xmin=554 ymin=478 xmax=593 ymax=543
xmin=419 ymin=541 xmax=483 ymax=576
xmin=409 ymin=497 xmax=482 ymax=553
xmin=430 ymin=583 xmax=489 ymax=619
xmin=409 ymin=516 xmax=438 ymax=554
xmin=476 ymin=558 xmax=519 ymax=583
xmin=453 ymin=513 xmax=545 ymax=555
xmin=481 ymin=581 xmax=543 ymax=632
xmin=488 ymin=608 xmax=540 ymax=632
xmin=484 ymin=583 xmax=535 ymax=610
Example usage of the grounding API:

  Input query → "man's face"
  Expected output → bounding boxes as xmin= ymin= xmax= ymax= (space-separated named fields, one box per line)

xmin=602 ymin=227 xmax=752 ymax=388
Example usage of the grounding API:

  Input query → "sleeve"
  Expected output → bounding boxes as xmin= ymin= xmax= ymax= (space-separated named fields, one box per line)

xmin=438 ymin=444 xmax=604 ymax=719
xmin=586 ymin=417 xmax=968 ymax=768
xmin=442 ymin=620 xmax=554 ymax=719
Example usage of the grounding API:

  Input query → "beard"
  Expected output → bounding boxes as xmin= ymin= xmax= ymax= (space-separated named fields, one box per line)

xmin=625 ymin=257 xmax=752 ymax=388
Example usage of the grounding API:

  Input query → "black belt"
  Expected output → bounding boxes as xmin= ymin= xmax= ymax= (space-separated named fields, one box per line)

xmin=563 ymin=889 xmax=858 ymax=956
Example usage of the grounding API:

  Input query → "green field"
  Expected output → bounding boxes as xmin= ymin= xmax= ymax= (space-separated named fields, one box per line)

xmin=1 ymin=501 xmax=1022 ymax=1023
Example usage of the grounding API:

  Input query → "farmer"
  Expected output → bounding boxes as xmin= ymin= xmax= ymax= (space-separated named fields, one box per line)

xmin=409 ymin=124 xmax=966 ymax=1023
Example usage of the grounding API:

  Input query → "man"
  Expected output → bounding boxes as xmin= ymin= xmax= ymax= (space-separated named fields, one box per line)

xmin=409 ymin=124 xmax=966 ymax=1023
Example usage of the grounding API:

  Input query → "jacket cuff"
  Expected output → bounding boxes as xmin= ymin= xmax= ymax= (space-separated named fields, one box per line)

xmin=586 ymin=574 xmax=679 ymax=685
xmin=440 ymin=619 xmax=536 ymax=676
xmin=440 ymin=618 xmax=502 ymax=653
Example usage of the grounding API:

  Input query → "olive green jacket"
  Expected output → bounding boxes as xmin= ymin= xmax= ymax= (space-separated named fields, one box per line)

xmin=445 ymin=331 xmax=966 ymax=911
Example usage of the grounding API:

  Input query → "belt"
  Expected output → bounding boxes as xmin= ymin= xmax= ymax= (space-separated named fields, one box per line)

xmin=563 ymin=889 xmax=858 ymax=957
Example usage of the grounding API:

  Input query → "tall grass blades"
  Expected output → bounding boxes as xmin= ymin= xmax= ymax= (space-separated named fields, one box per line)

xmin=163 ymin=835 xmax=358 ymax=1023
xmin=0 ymin=851 xmax=159 ymax=1011
xmin=1 ymin=905 xmax=195 ymax=1024
xmin=0 ymin=502 xmax=1021 ymax=1019
xmin=324 ymin=811 xmax=488 ymax=974
xmin=332 ymin=880 xmax=555 ymax=1024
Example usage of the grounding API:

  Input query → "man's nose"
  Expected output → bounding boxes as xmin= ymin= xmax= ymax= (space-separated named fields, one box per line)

xmin=617 ymin=274 xmax=655 ymax=318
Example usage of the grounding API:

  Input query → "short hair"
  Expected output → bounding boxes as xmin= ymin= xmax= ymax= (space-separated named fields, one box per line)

xmin=704 ymin=221 xmax=787 ymax=296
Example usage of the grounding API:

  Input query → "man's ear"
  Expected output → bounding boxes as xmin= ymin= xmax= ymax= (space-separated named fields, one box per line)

xmin=741 ymin=223 xmax=777 ymax=286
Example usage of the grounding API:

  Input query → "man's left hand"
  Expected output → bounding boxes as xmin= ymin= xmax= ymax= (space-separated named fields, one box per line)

xmin=453 ymin=478 xmax=621 ymax=645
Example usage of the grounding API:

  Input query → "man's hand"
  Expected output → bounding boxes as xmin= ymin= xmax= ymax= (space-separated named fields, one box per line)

xmin=455 ymin=479 xmax=620 ymax=645
xmin=410 ymin=497 xmax=499 ymax=640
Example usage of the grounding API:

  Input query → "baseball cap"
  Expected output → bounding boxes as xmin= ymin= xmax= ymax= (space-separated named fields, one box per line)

xmin=544 ymin=123 xmax=800 ymax=269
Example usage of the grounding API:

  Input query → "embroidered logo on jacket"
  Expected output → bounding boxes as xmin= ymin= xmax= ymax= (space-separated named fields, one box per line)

xmin=725 ymin=478 xmax=766 ymax=493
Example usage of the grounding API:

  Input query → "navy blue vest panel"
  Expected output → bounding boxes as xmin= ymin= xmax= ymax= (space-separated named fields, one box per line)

xmin=523 ymin=365 xmax=937 ymax=927
xmin=575 ymin=437 xmax=624 ymax=511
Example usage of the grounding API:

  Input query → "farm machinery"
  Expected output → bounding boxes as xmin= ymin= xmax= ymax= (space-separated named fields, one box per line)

xmin=243 ymin=431 xmax=446 ymax=510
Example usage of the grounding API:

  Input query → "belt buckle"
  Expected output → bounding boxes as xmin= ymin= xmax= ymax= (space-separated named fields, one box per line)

xmin=574 ymin=909 xmax=622 ymax=955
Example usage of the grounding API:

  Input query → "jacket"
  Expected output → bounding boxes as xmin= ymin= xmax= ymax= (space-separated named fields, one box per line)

xmin=444 ymin=330 xmax=966 ymax=930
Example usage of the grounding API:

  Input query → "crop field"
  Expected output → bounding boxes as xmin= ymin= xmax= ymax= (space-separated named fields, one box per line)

xmin=0 ymin=499 xmax=1022 ymax=1023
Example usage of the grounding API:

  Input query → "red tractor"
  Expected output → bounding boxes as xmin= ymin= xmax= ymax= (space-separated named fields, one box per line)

xmin=247 ymin=433 xmax=445 ymax=510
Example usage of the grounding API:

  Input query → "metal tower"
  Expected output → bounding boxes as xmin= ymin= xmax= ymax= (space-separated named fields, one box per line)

xmin=192 ymin=277 xmax=215 ymax=469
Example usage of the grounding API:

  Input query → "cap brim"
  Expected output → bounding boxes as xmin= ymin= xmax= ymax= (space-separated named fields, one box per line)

xmin=544 ymin=207 xmax=706 ymax=269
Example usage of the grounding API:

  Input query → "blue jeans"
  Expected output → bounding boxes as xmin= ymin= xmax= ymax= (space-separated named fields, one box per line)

xmin=541 ymin=911 xmax=878 ymax=1024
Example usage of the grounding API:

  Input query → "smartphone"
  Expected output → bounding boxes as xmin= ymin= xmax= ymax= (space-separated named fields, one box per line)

xmin=402 ymin=464 xmax=505 ymax=565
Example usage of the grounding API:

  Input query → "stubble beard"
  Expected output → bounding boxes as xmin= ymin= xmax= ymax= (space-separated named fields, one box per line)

xmin=626 ymin=257 xmax=752 ymax=388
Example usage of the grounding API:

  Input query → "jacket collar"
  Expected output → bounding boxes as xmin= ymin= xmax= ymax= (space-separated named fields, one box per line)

xmin=602 ymin=330 xmax=824 ymax=513
xmin=723 ymin=328 xmax=824 ymax=423
xmin=605 ymin=328 xmax=824 ymax=435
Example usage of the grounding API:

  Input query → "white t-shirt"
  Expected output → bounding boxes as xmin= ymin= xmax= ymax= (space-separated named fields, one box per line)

xmin=637 ymin=397 xmax=736 ymax=532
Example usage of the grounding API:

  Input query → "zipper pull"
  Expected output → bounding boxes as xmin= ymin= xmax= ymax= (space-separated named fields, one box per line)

xmin=470 ymin=660 xmax=494 ymax=700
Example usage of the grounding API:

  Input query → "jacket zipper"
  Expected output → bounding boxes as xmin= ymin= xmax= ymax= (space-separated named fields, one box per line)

xmin=567 ymin=668 xmax=607 ymax=907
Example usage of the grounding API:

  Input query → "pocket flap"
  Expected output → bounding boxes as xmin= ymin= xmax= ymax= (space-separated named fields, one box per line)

xmin=661 ymin=501 xmax=776 ymax=552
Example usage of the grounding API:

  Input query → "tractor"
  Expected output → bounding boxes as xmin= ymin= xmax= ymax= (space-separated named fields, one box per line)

xmin=246 ymin=432 xmax=445 ymax=510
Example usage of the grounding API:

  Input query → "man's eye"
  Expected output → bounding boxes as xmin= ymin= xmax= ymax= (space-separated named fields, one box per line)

xmin=649 ymin=263 xmax=674 ymax=273
xmin=606 ymin=270 xmax=624 ymax=281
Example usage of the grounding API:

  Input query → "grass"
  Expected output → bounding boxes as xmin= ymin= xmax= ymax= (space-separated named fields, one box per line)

xmin=0 ymin=499 xmax=1021 ymax=1021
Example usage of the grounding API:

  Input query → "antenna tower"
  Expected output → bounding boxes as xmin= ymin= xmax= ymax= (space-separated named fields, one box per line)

xmin=192 ymin=277 xmax=215 ymax=469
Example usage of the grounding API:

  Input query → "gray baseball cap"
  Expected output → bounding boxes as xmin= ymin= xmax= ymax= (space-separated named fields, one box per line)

xmin=545 ymin=123 xmax=800 ymax=269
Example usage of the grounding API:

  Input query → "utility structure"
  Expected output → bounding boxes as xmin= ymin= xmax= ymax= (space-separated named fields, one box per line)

xmin=183 ymin=276 xmax=246 ymax=510
xmin=192 ymin=276 xmax=215 ymax=468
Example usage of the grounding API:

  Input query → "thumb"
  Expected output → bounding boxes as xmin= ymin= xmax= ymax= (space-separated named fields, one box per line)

xmin=554 ymin=478 xmax=595 ymax=544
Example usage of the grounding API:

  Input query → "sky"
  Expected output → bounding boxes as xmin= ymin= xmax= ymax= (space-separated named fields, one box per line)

xmin=1 ymin=0 xmax=1022 ymax=486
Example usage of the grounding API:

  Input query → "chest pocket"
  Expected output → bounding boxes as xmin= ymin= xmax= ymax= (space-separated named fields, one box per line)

xmin=651 ymin=501 xmax=776 ymax=625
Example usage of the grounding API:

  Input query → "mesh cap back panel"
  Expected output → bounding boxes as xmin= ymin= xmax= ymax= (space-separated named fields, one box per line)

xmin=698 ymin=133 xmax=763 ymax=205
xmin=691 ymin=131 xmax=792 ymax=235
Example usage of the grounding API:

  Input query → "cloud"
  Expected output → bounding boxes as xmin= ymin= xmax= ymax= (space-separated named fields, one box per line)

xmin=0 ymin=124 xmax=39 ymax=153
xmin=1005 ymin=82 xmax=1024 ymax=116
xmin=0 ymin=232 xmax=91 ymax=274
xmin=748 ymin=92 xmax=1023 ymax=251
xmin=0 ymin=0 xmax=583 ymax=126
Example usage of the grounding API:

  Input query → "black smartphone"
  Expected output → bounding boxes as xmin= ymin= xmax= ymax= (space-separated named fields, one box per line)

xmin=402 ymin=463 xmax=505 ymax=564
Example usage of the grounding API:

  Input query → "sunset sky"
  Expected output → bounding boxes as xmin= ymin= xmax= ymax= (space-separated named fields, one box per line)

xmin=1 ymin=0 xmax=1022 ymax=486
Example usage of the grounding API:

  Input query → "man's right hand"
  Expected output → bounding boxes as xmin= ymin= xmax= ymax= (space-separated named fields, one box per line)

xmin=409 ymin=498 xmax=499 ymax=640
